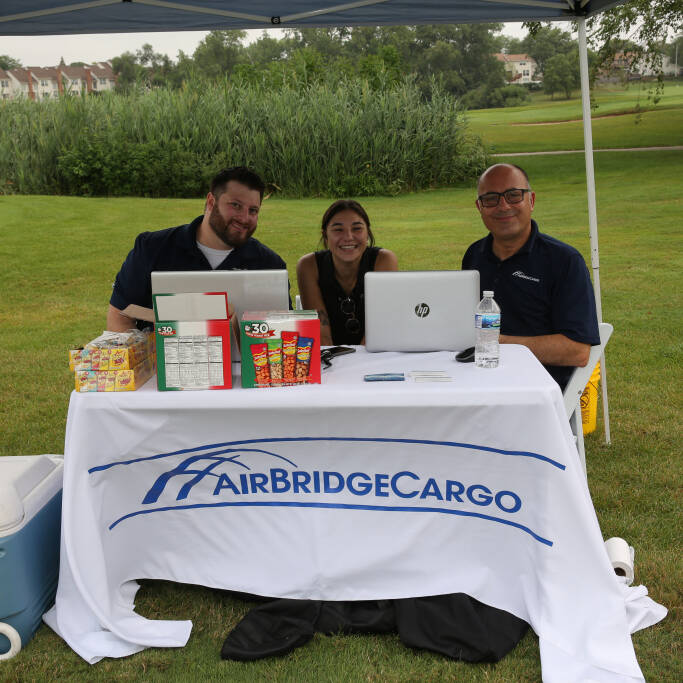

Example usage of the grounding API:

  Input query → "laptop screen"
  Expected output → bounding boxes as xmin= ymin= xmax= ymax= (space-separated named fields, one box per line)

xmin=364 ymin=270 xmax=479 ymax=353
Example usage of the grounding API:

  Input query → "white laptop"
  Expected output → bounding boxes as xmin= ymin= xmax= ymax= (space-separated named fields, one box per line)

xmin=151 ymin=270 xmax=290 ymax=360
xmin=364 ymin=270 xmax=479 ymax=353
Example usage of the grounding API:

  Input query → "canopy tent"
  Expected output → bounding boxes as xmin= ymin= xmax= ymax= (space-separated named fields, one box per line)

xmin=1 ymin=0 xmax=624 ymax=438
xmin=0 ymin=1 xmax=627 ymax=35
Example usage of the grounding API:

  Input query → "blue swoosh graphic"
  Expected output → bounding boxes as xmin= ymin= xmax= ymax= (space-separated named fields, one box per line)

xmin=89 ymin=446 xmax=297 ymax=474
xmin=107 ymin=500 xmax=552 ymax=546
xmin=90 ymin=436 xmax=565 ymax=473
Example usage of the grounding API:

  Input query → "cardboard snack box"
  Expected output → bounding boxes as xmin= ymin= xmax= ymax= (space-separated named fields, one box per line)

xmin=155 ymin=320 xmax=232 ymax=391
xmin=70 ymin=329 xmax=154 ymax=371
xmin=74 ymin=357 xmax=154 ymax=392
xmin=240 ymin=311 xmax=320 ymax=388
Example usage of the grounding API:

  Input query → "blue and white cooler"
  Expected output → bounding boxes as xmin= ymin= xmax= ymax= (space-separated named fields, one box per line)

xmin=0 ymin=455 xmax=63 ymax=660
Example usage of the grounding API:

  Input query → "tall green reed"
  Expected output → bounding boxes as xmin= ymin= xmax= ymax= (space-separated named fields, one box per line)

xmin=0 ymin=78 xmax=487 ymax=197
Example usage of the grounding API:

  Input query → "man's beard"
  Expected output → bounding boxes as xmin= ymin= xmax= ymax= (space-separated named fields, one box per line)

xmin=209 ymin=204 xmax=254 ymax=248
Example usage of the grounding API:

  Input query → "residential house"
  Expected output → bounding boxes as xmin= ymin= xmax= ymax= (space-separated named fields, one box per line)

xmin=641 ymin=54 xmax=681 ymax=78
xmin=28 ymin=67 xmax=63 ymax=99
xmin=58 ymin=64 xmax=90 ymax=94
xmin=7 ymin=68 xmax=36 ymax=99
xmin=603 ymin=51 xmax=682 ymax=81
xmin=495 ymin=53 xmax=540 ymax=84
xmin=0 ymin=69 xmax=13 ymax=100
xmin=0 ymin=61 xmax=117 ymax=101
xmin=88 ymin=62 xmax=116 ymax=93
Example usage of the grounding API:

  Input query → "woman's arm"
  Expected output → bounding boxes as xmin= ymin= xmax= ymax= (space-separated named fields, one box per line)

xmin=374 ymin=248 xmax=398 ymax=272
xmin=296 ymin=253 xmax=334 ymax=346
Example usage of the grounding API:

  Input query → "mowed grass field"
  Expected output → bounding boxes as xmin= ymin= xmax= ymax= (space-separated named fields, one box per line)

xmin=1 ymin=148 xmax=681 ymax=681
xmin=468 ymin=82 xmax=683 ymax=153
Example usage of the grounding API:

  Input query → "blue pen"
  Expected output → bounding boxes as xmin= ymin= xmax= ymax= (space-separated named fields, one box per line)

xmin=363 ymin=373 xmax=405 ymax=382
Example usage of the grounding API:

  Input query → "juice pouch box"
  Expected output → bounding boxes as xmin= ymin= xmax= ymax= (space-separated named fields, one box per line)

xmin=240 ymin=311 xmax=320 ymax=388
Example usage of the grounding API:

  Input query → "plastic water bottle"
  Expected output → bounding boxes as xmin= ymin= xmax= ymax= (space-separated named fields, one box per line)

xmin=475 ymin=291 xmax=501 ymax=368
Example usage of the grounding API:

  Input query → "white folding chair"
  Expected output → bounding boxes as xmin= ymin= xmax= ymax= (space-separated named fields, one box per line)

xmin=295 ymin=294 xmax=303 ymax=310
xmin=563 ymin=322 xmax=613 ymax=477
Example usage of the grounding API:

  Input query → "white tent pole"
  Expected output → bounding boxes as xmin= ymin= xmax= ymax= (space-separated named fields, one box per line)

xmin=578 ymin=16 xmax=611 ymax=445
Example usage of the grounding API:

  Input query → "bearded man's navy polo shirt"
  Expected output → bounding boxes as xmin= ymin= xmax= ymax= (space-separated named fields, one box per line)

xmin=462 ymin=220 xmax=600 ymax=390
xmin=111 ymin=216 xmax=288 ymax=315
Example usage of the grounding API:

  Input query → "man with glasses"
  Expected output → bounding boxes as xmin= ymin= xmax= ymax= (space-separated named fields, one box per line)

xmin=462 ymin=163 xmax=600 ymax=390
xmin=107 ymin=167 xmax=287 ymax=331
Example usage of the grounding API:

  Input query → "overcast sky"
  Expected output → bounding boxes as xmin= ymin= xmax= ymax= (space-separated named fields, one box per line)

xmin=1 ymin=23 xmax=529 ymax=67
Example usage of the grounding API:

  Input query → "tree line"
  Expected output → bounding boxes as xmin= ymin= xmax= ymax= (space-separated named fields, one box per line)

xmin=118 ymin=23 xmax=606 ymax=105
xmin=113 ymin=20 xmax=683 ymax=105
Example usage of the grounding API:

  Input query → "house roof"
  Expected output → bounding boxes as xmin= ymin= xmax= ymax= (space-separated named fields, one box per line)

xmin=89 ymin=63 xmax=114 ymax=78
xmin=495 ymin=53 xmax=535 ymax=64
xmin=8 ymin=68 xmax=32 ymax=83
xmin=59 ymin=65 xmax=88 ymax=79
xmin=29 ymin=66 xmax=60 ymax=79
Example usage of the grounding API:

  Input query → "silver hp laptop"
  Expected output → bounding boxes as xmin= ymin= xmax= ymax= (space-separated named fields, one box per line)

xmin=152 ymin=270 xmax=290 ymax=359
xmin=364 ymin=270 xmax=480 ymax=352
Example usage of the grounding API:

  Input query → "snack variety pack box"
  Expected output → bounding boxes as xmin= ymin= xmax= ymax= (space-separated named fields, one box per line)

xmin=240 ymin=311 xmax=320 ymax=388
xmin=155 ymin=320 xmax=232 ymax=390
xmin=75 ymin=357 xmax=155 ymax=392
xmin=154 ymin=291 xmax=232 ymax=391
xmin=69 ymin=330 xmax=156 ymax=392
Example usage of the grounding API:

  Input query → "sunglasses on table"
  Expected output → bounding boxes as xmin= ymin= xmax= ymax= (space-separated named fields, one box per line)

xmin=477 ymin=188 xmax=531 ymax=208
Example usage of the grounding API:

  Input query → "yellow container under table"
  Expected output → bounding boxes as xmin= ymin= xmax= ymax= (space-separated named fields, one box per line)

xmin=580 ymin=362 xmax=601 ymax=435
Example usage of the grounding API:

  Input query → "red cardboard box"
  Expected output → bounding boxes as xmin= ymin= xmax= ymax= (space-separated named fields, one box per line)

xmin=240 ymin=311 xmax=320 ymax=388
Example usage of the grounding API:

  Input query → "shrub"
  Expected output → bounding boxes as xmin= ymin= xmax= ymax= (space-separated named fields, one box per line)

xmin=461 ymin=84 xmax=530 ymax=110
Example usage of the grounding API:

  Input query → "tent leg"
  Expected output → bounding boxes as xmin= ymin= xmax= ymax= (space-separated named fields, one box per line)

xmin=578 ymin=17 xmax=610 ymax=445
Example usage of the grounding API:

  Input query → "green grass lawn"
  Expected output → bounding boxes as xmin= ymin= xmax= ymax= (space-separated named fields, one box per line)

xmin=1 ymin=151 xmax=681 ymax=680
xmin=468 ymin=81 xmax=683 ymax=153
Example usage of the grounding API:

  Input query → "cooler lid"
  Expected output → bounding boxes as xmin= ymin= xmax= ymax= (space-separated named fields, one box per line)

xmin=0 ymin=455 xmax=59 ymax=531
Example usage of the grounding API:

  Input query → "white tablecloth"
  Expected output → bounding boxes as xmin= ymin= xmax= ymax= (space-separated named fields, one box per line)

xmin=44 ymin=346 xmax=665 ymax=680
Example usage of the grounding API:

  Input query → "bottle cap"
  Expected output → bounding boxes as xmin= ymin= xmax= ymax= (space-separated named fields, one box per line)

xmin=483 ymin=290 xmax=494 ymax=297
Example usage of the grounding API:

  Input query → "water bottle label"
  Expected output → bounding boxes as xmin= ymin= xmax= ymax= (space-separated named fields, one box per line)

xmin=475 ymin=314 xmax=501 ymax=329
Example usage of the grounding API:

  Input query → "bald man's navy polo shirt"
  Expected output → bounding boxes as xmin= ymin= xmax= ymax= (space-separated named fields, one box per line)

xmin=462 ymin=220 xmax=600 ymax=390
xmin=111 ymin=215 xmax=287 ymax=315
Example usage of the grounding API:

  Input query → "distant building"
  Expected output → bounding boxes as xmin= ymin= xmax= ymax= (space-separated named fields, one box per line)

xmin=0 ymin=61 xmax=116 ymax=100
xmin=0 ymin=69 xmax=13 ymax=100
xmin=640 ymin=54 xmax=681 ymax=78
xmin=495 ymin=53 xmax=540 ymax=84
xmin=27 ymin=67 xmax=62 ymax=99
xmin=6 ymin=68 xmax=36 ymax=99
xmin=601 ymin=51 xmax=682 ymax=81
xmin=88 ymin=62 xmax=116 ymax=93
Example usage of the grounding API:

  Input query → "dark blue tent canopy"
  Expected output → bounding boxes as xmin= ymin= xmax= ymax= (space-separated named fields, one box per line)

xmin=0 ymin=1 xmax=627 ymax=36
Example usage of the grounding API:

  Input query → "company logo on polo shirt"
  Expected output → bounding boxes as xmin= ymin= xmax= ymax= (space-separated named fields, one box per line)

xmin=512 ymin=270 xmax=540 ymax=283
xmin=91 ymin=437 xmax=567 ymax=547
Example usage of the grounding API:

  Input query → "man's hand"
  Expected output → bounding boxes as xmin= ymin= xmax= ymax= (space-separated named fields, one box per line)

xmin=500 ymin=333 xmax=590 ymax=367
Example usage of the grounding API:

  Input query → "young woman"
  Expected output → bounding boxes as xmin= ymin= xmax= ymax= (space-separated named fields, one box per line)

xmin=296 ymin=200 xmax=398 ymax=346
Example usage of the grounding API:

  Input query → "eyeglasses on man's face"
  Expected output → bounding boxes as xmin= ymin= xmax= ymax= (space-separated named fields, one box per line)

xmin=477 ymin=188 xmax=531 ymax=208
xmin=340 ymin=297 xmax=361 ymax=335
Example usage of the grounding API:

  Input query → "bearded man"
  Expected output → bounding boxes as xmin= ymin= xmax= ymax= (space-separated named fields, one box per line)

xmin=107 ymin=167 xmax=287 ymax=331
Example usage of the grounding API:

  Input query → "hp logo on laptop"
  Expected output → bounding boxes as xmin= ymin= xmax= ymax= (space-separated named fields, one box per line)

xmin=414 ymin=303 xmax=430 ymax=318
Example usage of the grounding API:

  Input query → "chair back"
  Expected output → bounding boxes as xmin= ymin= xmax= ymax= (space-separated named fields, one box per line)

xmin=563 ymin=322 xmax=613 ymax=418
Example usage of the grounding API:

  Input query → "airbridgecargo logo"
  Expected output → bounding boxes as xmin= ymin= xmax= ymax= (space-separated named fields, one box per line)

xmin=91 ymin=437 xmax=566 ymax=546
xmin=512 ymin=270 xmax=540 ymax=283
xmin=142 ymin=458 xmax=522 ymax=513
